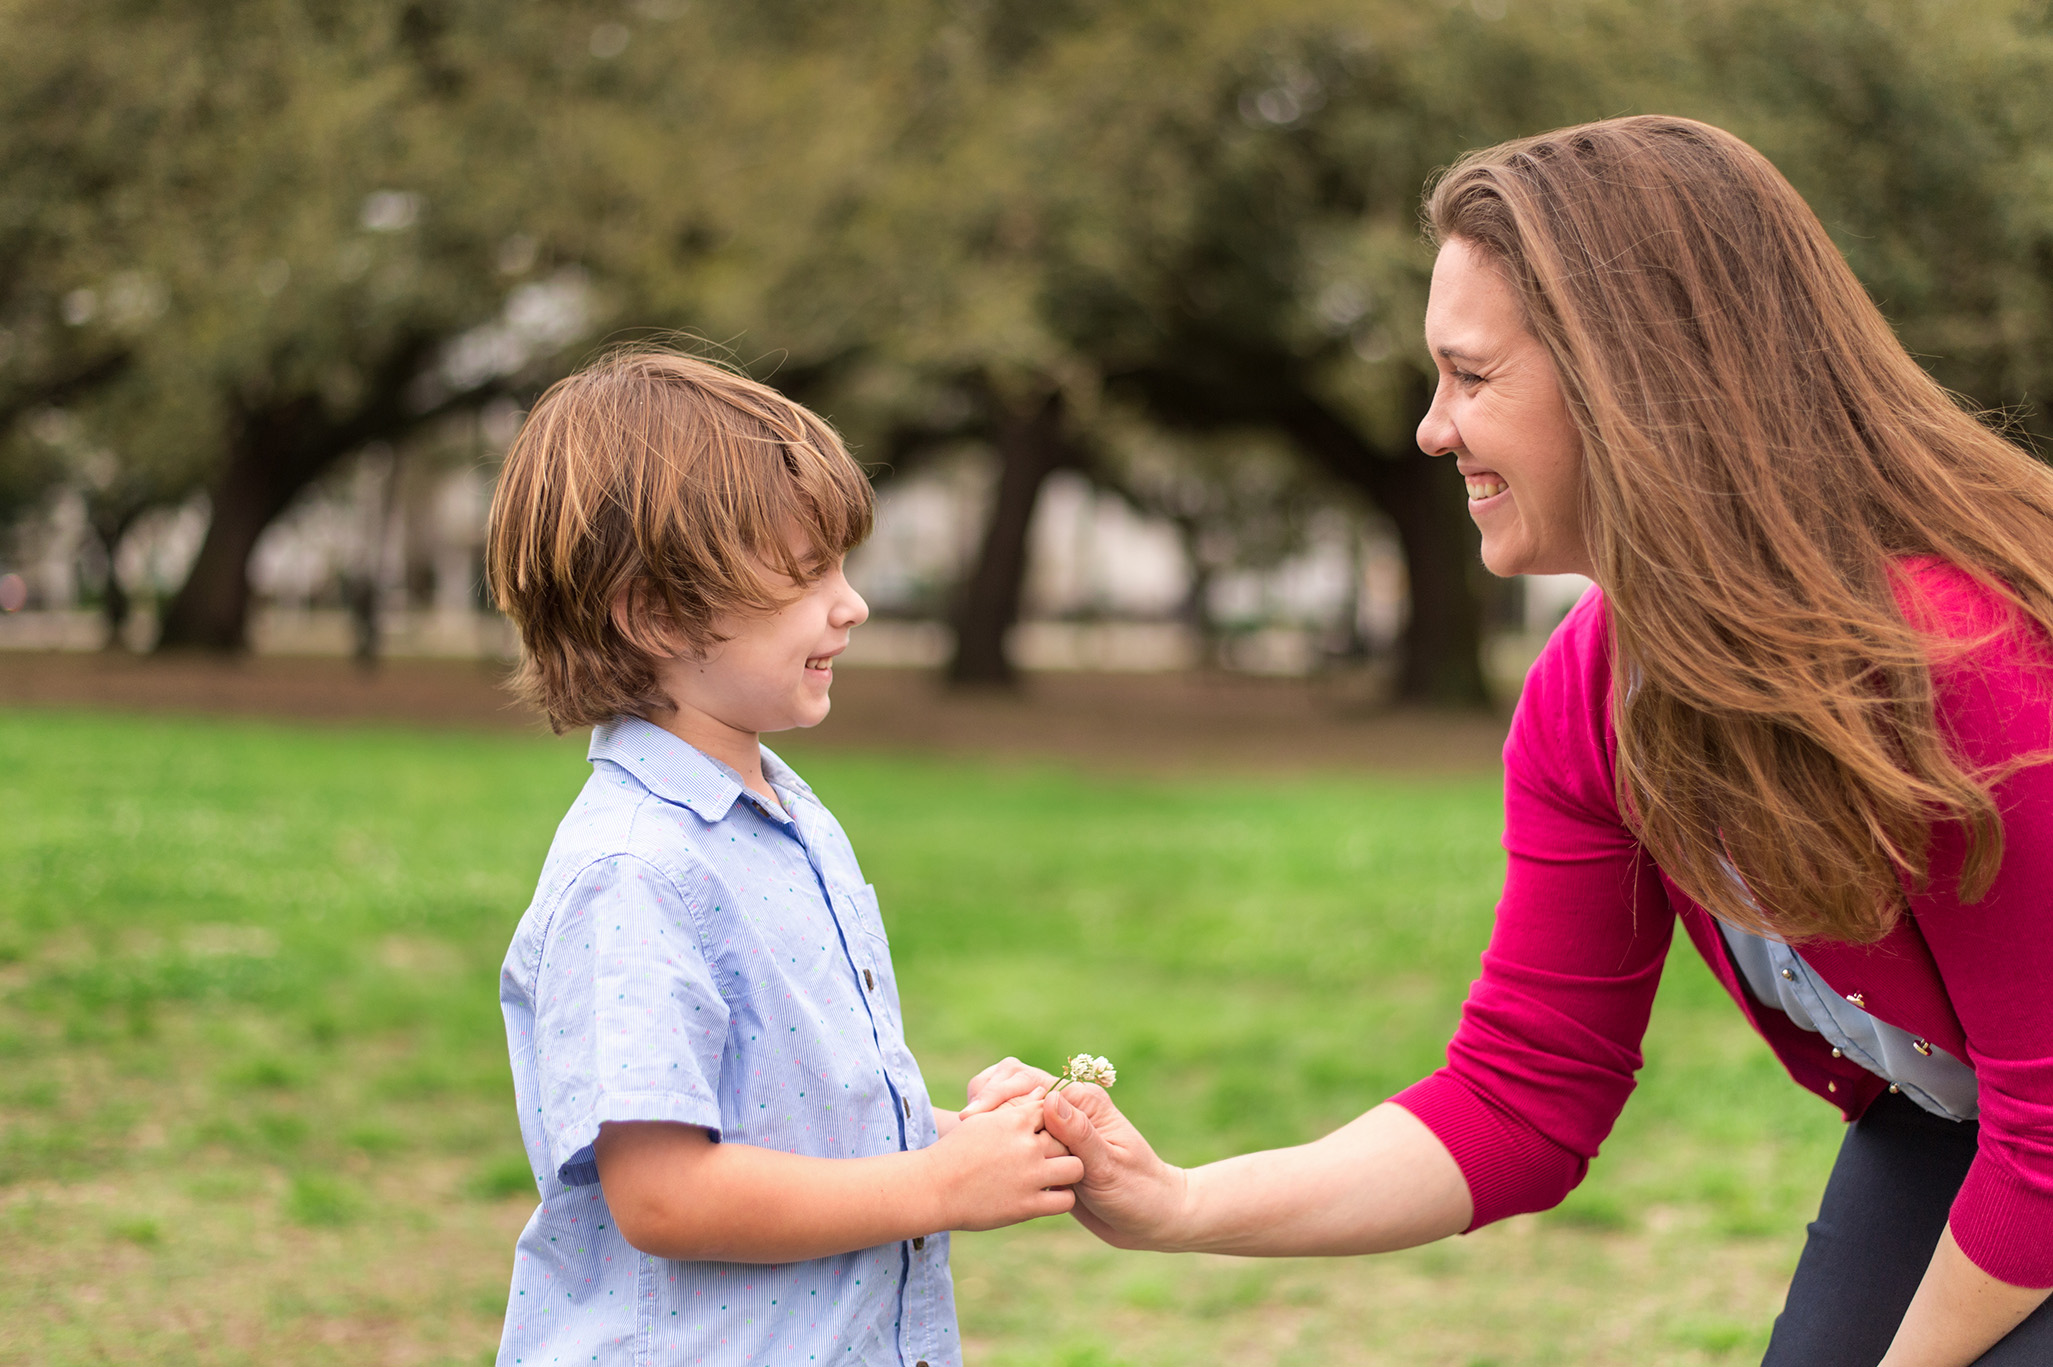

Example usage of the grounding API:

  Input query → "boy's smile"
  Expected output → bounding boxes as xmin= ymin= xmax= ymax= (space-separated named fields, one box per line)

xmin=646 ymin=533 xmax=869 ymax=798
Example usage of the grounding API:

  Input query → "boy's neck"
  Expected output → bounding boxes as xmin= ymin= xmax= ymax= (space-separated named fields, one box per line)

xmin=647 ymin=706 xmax=779 ymax=807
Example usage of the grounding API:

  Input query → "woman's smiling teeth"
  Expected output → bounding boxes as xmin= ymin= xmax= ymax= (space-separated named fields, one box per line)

xmin=804 ymin=655 xmax=833 ymax=672
xmin=1465 ymin=475 xmax=1509 ymax=501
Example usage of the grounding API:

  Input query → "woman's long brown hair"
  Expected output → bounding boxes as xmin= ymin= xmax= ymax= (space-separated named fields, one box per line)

xmin=1428 ymin=115 xmax=2053 ymax=943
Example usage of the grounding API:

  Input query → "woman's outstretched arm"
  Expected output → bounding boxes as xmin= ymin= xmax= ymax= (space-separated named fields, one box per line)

xmin=1042 ymin=1086 xmax=1472 ymax=1256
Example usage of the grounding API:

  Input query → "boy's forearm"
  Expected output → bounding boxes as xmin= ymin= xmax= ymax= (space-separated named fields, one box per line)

xmin=601 ymin=1127 xmax=945 ymax=1264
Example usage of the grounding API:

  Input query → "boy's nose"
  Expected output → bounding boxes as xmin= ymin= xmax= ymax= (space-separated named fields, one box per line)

xmin=838 ymin=582 xmax=870 ymax=628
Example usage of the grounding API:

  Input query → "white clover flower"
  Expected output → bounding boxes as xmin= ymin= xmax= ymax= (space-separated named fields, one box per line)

xmin=1051 ymin=1052 xmax=1117 ymax=1091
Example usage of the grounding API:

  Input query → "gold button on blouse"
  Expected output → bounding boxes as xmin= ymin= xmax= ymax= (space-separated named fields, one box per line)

xmin=1846 ymin=992 xmax=1865 ymax=1007
xmin=1913 ymin=1039 xmax=1933 ymax=1057
xmin=1831 ymin=1048 xmax=1843 ymax=1058
xmin=1780 ymin=968 xmax=1795 ymax=980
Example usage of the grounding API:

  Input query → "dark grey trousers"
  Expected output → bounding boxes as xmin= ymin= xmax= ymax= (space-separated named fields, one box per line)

xmin=1763 ymin=1089 xmax=2053 ymax=1366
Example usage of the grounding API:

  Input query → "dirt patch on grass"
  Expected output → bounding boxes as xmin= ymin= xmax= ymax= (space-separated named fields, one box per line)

xmin=0 ymin=651 xmax=1510 ymax=774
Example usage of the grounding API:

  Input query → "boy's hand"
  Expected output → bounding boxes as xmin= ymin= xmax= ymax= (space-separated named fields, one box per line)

xmin=924 ymin=1089 xmax=1082 ymax=1231
xmin=960 ymin=1056 xmax=1058 ymax=1118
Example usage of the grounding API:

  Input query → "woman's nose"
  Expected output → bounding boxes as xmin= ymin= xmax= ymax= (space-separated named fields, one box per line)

xmin=1416 ymin=394 xmax=1458 ymax=458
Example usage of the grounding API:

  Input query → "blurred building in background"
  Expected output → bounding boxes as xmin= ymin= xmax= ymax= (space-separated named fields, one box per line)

xmin=0 ymin=431 xmax=1589 ymax=681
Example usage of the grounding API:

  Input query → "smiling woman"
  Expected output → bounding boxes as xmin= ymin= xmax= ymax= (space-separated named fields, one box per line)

xmin=1416 ymin=238 xmax=1590 ymax=580
xmin=1034 ymin=115 xmax=2053 ymax=1367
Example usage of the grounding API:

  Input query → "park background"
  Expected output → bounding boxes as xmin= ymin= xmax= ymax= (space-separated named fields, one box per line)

xmin=4 ymin=1 xmax=2053 ymax=1363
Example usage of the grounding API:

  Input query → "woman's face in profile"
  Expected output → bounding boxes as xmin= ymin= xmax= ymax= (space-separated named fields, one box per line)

xmin=1417 ymin=238 xmax=1592 ymax=580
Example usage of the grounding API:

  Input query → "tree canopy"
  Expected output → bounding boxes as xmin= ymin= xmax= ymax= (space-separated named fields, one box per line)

xmin=5 ymin=0 xmax=2052 ymax=697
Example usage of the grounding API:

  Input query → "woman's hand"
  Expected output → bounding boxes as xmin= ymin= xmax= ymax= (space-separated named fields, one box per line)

xmin=1046 ymin=1092 xmax=1472 ymax=1258
xmin=1040 ymin=1082 xmax=1192 ymax=1250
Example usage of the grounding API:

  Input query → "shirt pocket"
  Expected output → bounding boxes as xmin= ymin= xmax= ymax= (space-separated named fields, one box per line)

xmin=844 ymin=885 xmax=904 ymax=1025
xmin=845 ymin=882 xmax=891 ymax=948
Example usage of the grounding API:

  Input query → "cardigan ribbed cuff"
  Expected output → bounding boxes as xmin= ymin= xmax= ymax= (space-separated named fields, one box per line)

xmin=1390 ymin=1072 xmax=1585 ymax=1232
xmin=1952 ymin=1154 xmax=2053 ymax=1289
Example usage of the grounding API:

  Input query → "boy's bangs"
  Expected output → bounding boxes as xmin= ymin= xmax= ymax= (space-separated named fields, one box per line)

xmin=779 ymin=428 xmax=875 ymax=572
xmin=488 ymin=345 xmax=876 ymax=732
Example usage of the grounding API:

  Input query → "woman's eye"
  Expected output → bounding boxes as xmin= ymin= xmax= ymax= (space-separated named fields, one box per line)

xmin=1453 ymin=368 xmax=1483 ymax=386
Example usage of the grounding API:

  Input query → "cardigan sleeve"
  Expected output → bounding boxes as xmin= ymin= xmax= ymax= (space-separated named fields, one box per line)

xmin=1902 ymin=565 xmax=2053 ymax=1288
xmin=1391 ymin=590 xmax=1677 ymax=1229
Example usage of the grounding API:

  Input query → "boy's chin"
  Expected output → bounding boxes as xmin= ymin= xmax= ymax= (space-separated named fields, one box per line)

xmin=766 ymin=700 xmax=831 ymax=733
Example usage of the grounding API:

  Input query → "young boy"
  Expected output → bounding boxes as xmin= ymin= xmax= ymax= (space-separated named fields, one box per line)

xmin=485 ymin=349 xmax=1081 ymax=1367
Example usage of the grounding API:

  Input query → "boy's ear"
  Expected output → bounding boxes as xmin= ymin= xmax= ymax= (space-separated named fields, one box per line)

xmin=611 ymin=581 xmax=688 ymax=658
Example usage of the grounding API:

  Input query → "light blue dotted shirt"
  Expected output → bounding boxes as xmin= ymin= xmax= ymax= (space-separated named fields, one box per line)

xmin=495 ymin=717 xmax=958 ymax=1367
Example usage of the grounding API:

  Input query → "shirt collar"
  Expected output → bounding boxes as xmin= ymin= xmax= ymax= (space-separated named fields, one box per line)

xmin=759 ymin=744 xmax=813 ymax=804
xmin=587 ymin=717 xmax=813 ymax=823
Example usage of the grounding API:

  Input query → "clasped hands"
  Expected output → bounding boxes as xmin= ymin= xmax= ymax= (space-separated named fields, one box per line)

xmin=950 ymin=1056 xmax=1184 ymax=1248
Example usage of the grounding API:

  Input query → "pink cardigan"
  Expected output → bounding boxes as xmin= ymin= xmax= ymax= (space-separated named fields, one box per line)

xmin=1391 ymin=563 xmax=2053 ymax=1288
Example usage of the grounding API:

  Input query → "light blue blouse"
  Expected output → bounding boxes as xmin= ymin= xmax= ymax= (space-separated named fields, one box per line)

xmin=1717 ymin=919 xmax=1977 ymax=1122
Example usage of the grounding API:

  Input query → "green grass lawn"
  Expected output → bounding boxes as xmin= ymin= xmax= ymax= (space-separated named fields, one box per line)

xmin=0 ymin=709 xmax=1846 ymax=1365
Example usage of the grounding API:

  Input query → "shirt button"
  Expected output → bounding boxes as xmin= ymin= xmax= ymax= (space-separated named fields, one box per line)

xmin=1890 ymin=1085 xmax=1901 ymax=1094
xmin=1913 ymin=1039 xmax=1933 ymax=1057
xmin=1831 ymin=1048 xmax=1843 ymax=1058
xmin=864 ymin=969 xmax=875 ymax=990
xmin=912 ymin=1236 xmax=925 ymax=1251
xmin=1827 ymin=1082 xmax=1837 ymax=1093
xmin=1846 ymin=992 xmax=1865 ymax=1008
xmin=902 ymin=1095 xmax=912 ymax=1119
xmin=1780 ymin=968 xmax=1795 ymax=980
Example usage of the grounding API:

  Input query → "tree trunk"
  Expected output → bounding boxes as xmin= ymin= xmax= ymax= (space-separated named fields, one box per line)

xmin=155 ymin=398 xmax=329 ymax=652
xmin=83 ymin=499 xmax=147 ymax=651
xmin=1373 ymin=456 xmax=1488 ymax=704
xmin=1115 ymin=359 xmax=1491 ymax=706
xmin=946 ymin=391 xmax=1073 ymax=686
xmin=155 ymin=338 xmax=449 ymax=654
xmin=1282 ymin=415 xmax=1487 ymax=706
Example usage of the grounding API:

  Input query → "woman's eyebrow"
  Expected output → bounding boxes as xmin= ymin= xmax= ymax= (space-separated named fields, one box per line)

xmin=1435 ymin=345 xmax=1487 ymax=364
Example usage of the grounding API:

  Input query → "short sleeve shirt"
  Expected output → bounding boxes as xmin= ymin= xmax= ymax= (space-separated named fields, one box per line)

xmin=495 ymin=717 xmax=958 ymax=1367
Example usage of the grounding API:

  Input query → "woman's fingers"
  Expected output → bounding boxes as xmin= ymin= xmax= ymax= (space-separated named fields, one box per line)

xmin=1042 ymin=1085 xmax=1106 ymax=1168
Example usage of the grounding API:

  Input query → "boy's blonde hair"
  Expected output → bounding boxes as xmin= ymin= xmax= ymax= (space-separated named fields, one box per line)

xmin=486 ymin=347 xmax=874 ymax=733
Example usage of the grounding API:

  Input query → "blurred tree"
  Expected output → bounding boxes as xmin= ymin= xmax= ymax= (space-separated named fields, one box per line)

xmin=743 ymin=0 xmax=1644 ymax=700
xmin=1095 ymin=417 xmax=1337 ymax=668
xmin=1677 ymin=0 xmax=2053 ymax=431
xmin=0 ymin=0 xmax=623 ymax=650
xmin=12 ymin=0 xmax=2053 ymax=690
